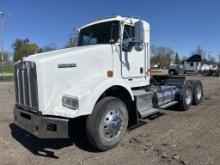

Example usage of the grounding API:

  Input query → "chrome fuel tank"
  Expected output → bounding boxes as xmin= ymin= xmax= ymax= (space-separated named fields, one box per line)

xmin=151 ymin=85 xmax=178 ymax=107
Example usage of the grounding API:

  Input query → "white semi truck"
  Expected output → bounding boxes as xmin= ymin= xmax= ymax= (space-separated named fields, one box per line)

xmin=169 ymin=54 xmax=220 ymax=76
xmin=14 ymin=15 xmax=203 ymax=151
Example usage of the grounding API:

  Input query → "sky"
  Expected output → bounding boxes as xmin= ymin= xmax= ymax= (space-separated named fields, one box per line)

xmin=1 ymin=0 xmax=220 ymax=59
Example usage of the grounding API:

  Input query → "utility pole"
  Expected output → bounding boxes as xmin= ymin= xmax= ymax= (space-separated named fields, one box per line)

xmin=0 ymin=11 xmax=9 ymax=80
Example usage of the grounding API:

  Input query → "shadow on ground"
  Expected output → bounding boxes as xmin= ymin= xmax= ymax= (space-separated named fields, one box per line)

xmin=162 ymin=104 xmax=185 ymax=112
xmin=9 ymin=117 xmax=97 ymax=159
xmin=9 ymin=111 xmax=170 ymax=159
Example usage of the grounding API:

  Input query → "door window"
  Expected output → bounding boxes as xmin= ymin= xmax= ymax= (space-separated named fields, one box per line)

xmin=122 ymin=25 xmax=135 ymax=51
xmin=123 ymin=25 xmax=134 ymax=40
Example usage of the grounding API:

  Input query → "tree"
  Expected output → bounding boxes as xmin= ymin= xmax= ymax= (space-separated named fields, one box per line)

xmin=13 ymin=43 xmax=39 ymax=62
xmin=37 ymin=48 xmax=44 ymax=53
xmin=192 ymin=45 xmax=207 ymax=63
xmin=0 ymin=52 xmax=9 ymax=62
xmin=64 ymin=37 xmax=78 ymax=48
xmin=151 ymin=45 xmax=175 ymax=68
xmin=192 ymin=45 xmax=205 ymax=56
xmin=209 ymin=56 xmax=216 ymax=65
xmin=42 ymin=45 xmax=56 ymax=52
xmin=150 ymin=55 xmax=159 ymax=66
xmin=12 ymin=38 xmax=41 ymax=62
xmin=12 ymin=38 xmax=29 ymax=52
xmin=180 ymin=56 xmax=187 ymax=65
xmin=38 ymin=44 xmax=57 ymax=53
xmin=174 ymin=53 xmax=180 ymax=64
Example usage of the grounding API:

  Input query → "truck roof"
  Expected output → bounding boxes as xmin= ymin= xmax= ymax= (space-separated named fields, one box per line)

xmin=79 ymin=15 xmax=150 ymax=31
xmin=186 ymin=54 xmax=202 ymax=62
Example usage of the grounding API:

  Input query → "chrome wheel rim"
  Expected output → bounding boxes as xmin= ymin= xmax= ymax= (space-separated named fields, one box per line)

xmin=185 ymin=89 xmax=192 ymax=105
xmin=103 ymin=109 xmax=123 ymax=140
xmin=196 ymin=86 xmax=202 ymax=100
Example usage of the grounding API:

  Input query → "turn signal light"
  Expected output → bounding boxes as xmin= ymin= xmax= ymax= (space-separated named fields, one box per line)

xmin=62 ymin=95 xmax=79 ymax=110
xmin=107 ymin=70 xmax=114 ymax=77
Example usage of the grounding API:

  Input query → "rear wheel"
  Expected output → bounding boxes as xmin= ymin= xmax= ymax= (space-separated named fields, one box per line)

xmin=193 ymin=80 xmax=203 ymax=105
xmin=178 ymin=82 xmax=193 ymax=111
xmin=86 ymin=97 xmax=128 ymax=151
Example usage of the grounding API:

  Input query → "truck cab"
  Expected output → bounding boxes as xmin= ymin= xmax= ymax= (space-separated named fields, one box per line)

xmin=14 ymin=15 xmax=203 ymax=151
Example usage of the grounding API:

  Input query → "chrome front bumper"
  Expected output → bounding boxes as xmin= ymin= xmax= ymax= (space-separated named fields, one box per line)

xmin=14 ymin=107 xmax=69 ymax=139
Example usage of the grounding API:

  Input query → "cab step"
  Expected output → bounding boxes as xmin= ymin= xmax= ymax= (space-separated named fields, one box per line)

xmin=133 ymin=89 xmax=159 ymax=119
xmin=139 ymin=108 xmax=159 ymax=118
xmin=159 ymin=101 xmax=178 ymax=109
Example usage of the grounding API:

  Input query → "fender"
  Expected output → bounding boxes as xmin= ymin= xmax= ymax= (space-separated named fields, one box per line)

xmin=43 ymin=76 xmax=134 ymax=118
xmin=76 ymin=77 xmax=134 ymax=117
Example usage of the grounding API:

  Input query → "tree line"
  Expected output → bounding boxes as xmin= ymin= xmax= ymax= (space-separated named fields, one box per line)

xmin=151 ymin=44 xmax=175 ymax=68
xmin=0 ymin=36 xmax=75 ymax=63
xmin=151 ymin=45 xmax=220 ymax=68
xmin=1 ymin=37 xmax=219 ymax=66
xmin=12 ymin=38 xmax=58 ymax=62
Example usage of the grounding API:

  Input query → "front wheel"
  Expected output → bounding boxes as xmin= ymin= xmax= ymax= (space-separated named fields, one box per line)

xmin=86 ymin=97 xmax=128 ymax=151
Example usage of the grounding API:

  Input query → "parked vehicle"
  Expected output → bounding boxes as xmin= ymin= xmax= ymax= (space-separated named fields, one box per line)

xmin=200 ymin=64 xmax=220 ymax=76
xmin=14 ymin=15 xmax=203 ymax=151
xmin=169 ymin=54 xmax=220 ymax=76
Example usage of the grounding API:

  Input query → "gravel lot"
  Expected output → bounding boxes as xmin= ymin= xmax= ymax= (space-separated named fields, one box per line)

xmin=0 ymin=76 xmax=219 ymax=165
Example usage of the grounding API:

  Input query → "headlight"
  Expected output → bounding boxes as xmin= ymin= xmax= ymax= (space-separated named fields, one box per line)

xmin=62 ymin=95 xmax=79 ymax=110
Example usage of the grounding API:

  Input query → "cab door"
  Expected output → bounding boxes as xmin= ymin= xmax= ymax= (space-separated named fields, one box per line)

xmin=121 ymin=25 xmax=146 ymax=79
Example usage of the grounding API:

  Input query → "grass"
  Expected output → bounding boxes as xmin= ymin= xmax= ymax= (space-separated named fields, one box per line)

xmin=0 ymin=62 xmax=14 ymax=73
xmin=151 ymin=68 xmax=168 ymax=75
xmin=152 ymin=70 xmax=162 ymax=73
xmin=151 ymin=68 xmax=162 ymax=73
xmin=0 ymin=75 xmax=14 ymax=82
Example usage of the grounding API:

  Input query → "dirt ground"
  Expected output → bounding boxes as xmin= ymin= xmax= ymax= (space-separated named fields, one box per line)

xmin=0 ymin=76 xmax=219 ymax=165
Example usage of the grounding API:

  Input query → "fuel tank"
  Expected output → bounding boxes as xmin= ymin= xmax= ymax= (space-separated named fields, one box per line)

xmin=149 ymin=85 xmax=178 ymax=107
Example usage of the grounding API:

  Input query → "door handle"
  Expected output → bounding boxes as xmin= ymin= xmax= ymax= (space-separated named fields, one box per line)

xmin=140 ymin=67 xmax=143 ymax=74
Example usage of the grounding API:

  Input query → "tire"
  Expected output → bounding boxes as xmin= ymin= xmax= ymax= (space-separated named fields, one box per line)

xmin=178 ymin=82 xmax=193 ymax=111
xmin=193 ymin=80 xmax=203 ymax=105
xmin=169 ymin=69 xmax=175 ymax=75
xmin=213 ymin=71 xmax=220 ymax=77
xmin=86 ymin=97 xmax=128 ymax=151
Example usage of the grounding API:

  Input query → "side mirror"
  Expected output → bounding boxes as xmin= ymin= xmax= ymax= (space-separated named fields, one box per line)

xmin=134 ymin=21 xmax=144 ymax=51
xmin=134 ymin=21 xmax=144 ymax=43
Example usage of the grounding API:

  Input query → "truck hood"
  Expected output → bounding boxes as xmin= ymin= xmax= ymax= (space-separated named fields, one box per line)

xmin=24 ymin=45 xmax=106 ymax=63
xmin=23 ymin=44 xmax=114 ymax=116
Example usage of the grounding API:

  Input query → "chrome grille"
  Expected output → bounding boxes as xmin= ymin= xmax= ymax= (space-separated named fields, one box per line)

xmin=14 ymin=61 xmax=38 ymax=112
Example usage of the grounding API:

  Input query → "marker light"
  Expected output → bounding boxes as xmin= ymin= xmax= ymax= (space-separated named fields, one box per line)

xmin=62 ymin=95 xmax=79 ymax=110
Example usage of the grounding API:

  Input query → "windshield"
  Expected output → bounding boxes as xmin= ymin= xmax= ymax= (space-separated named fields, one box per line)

xmin=78 ymin=21 xmax=120 ymax=46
